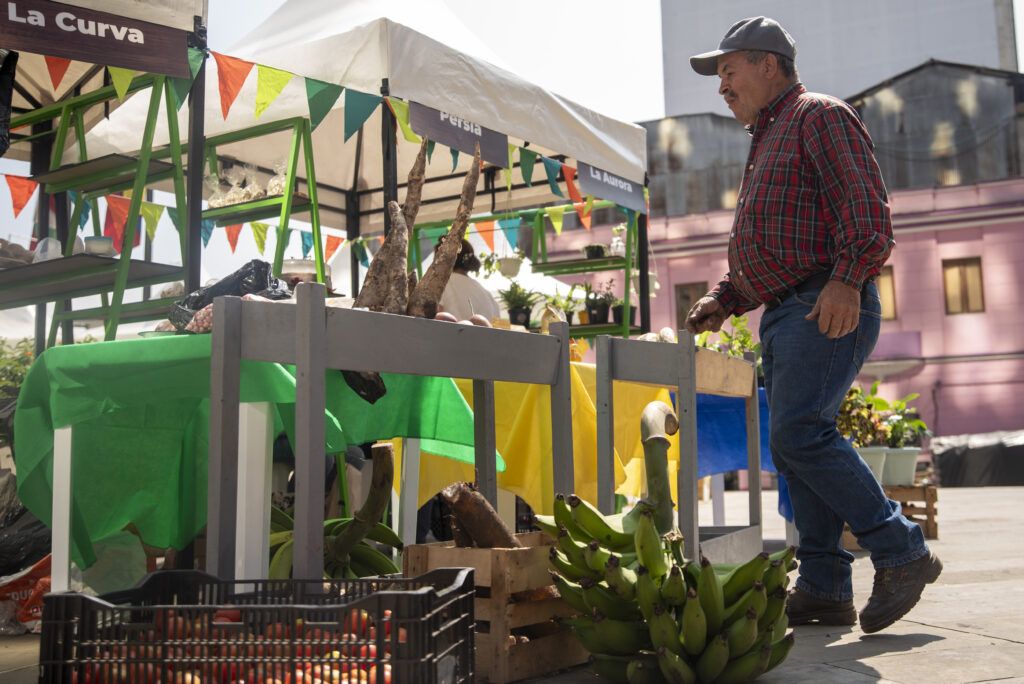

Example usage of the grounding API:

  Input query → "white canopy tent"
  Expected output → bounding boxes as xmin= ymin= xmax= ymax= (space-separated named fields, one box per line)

xmin=74 ymin=0 xmax=648 ymax=237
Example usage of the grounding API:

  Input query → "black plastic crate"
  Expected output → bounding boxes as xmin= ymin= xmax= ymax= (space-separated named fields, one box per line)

xmin=39 ymin=567 xmax=474 ymax=683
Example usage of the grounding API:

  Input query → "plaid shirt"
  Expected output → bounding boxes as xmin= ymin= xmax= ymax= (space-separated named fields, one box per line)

xmin=711 ymin=82 xmax=894 ymax=315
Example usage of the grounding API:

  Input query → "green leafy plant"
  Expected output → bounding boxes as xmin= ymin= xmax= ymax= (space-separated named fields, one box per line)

xmin=860 ymin=382 xmax=929 ymax=448
xmin=587 ymin=278 xmax=617 ymax=305
xmin=546 ymin=284 xmax=579 ymax=315
xmin=695 ymin=315 xmax=762 ymax=376
xmin=498 ymin=281 xmax=541 ymax=309
xmin=480 ymin=251 xmax=501 ymax=278
xmin=837 ymin=383 xmax=890 ymax=448
xmin=0 ymin=338 xmax=34 ymax=450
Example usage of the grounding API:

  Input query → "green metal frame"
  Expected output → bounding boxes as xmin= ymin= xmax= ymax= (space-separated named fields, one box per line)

xmin=201 ymin=117 xmax=325 ymax=282
xmin=6 ymin=73 xmax=190 ymax=346
xmin=409 ymin=199 xmax=640 ymax=338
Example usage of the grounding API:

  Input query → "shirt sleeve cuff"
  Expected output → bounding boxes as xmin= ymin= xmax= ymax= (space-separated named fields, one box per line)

xmin=830 ymin=256 xmax=876 ymax=290
xmin=709 ymin=281 xmax=741 ymax=316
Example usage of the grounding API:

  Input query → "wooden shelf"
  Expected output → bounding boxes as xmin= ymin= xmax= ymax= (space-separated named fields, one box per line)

xmin=531 ymin=256 xmax=628 ymax=276
xmin=202 ymin=194 xmax=311 ymax=226
xmin=0 ymin=254 xmax=182 ymax=310
xmin=33 ymin=153 xmax=175 ymax=194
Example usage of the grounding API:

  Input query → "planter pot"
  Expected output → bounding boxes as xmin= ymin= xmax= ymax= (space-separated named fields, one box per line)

xmin=583 ymin=244 xmax=607 ymax=259
xmin=856 ymin=446 xmax=887 ymax=482
xmin=577 ymin=309 xmax=590 ymax=325
xmin=882 ymin=447 xmax=920 ymax=486
xmin=584 ymin=301 xmax=610 ymax=325
xmin=507 ymin=306 xmax=532 ymax=327
xmin=498 ymin=257 xmax=522 ymax=277
xmin=612 ymin=304 xmax=636 ymax=326
xmin=563 ymin=310 xmax=575 ymax=326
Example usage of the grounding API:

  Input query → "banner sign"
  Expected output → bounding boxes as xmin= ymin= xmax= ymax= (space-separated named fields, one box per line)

xmin=409 ymin=101 xmax=508 ymax=168
xmin=0 ymin=0 xmax=190 ymax=78
xmin=577 ymin=161 xmax=646 ymax=213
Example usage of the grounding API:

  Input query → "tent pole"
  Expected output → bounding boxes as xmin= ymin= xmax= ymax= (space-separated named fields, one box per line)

xmin=185 ymin=18 xmax=207 ymax=293
xmin=380 ymin=78 xmax=398 ymax=237
xmin=638 ymin=175 xmax=651 ymax=334
xmin=31 ymin=122 xmax=51 ymax=355
xmin=349 ymin=125 xmax=364 ymax=297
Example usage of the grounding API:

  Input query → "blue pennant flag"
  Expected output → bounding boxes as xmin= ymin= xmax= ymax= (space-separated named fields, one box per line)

xmin=497 ymin=218 xmax=520 ymax=250
xmin=68 ymin=191 xmax=91 ymax=229
xmin=352 ymin=241 xmax=370 ymax=267
xmin=301 ymin=230 xmax=314 ymax=258
xmin=541 ymin=156 xmax=563 ymax=197
xmin=201 ymin=218 xmax=215 ymax=247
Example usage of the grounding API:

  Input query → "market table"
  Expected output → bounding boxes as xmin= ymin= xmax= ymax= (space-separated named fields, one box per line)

xmin=14 ymin=334 xmax=480 ymax=589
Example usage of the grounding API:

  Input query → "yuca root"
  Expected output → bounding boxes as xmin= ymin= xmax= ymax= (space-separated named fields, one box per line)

xmin=328 ymin=442 xmax=395 ymax=564
xmin=406 ymin=143 xmax=481 ymax=318
xmin=403 ymin=138 xmax=429 ymax=229
xmin=442 ymin=481 xmax=521 ymax=549
xmin=381 ymin=201 xmax=410 ymax=314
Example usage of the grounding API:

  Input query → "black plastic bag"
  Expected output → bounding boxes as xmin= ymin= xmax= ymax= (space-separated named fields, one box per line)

xmin=169 ymin=259 xmax=290 ymax=331
xmin=0 ymin=509 xmax=50 ymax=578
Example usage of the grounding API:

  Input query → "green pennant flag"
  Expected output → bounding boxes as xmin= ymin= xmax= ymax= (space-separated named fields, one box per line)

xmin=386 ymin=97 xmax=421 ymax=144
xmin=450 ymin=147 xmax=459 ymax=173
xmin=171 ymin=48 xmax=205 ymax=110
xmin=305 ymin=78 xmax=343 ymax=130
xmin=140 ymin=201 xmax=165 ymax=242
xmin=108 ymin=66 xmax=136 ymax=100
xmin=255 ymin=65 xmax=293 ymax=118
xmin=546 ymin=205 xmax=566 ymax=235
xmin=426 ymin=139 xmax=436 ymax=163
xmin=251 ymin=221 xmax=269 ymax=254
xmin=167 ymin=207 xmax=180 ymax=230
xmin=519 ymin=147 xmax=537 ymax=186
xmin=344 ymin=89 xmax=382 ymax=141
xmin=541 ymin=156 xmax=563 ymax=197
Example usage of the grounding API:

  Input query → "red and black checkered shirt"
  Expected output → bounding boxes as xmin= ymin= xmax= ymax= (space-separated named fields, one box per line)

xmin=711 ymin=82 xmax=894 ymax=315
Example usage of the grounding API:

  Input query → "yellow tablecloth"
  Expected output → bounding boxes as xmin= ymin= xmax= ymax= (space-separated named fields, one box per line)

xmin=393 ymin=362 xmax=684 ymax=515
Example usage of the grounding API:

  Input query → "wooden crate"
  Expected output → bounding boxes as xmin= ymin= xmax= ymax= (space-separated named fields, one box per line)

xmin=843 ymin=484 xmax=938 ymax=551
xmin=403 ymin=531 xmax=589 ymax=683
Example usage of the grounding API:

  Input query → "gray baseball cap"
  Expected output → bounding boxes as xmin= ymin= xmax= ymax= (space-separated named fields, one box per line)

xmin=689 ymin=16 xmax=796 ymax=76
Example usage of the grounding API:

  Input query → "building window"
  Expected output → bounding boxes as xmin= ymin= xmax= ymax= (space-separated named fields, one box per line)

xmin=675 ymin=281 xmax=709 ymax=328
xmin=878 ymin=266 xmax=897 ymax=320
xmin=942 ymin=257 xmax=984 ymax=315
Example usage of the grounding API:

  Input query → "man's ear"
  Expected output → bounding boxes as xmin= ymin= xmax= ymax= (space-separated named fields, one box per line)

xmin=762 ymin=53 xmax=779 ymax=78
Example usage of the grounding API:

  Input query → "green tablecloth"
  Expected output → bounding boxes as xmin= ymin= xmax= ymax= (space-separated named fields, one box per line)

xmin=14 ymin=335 xmax=481 ymax=567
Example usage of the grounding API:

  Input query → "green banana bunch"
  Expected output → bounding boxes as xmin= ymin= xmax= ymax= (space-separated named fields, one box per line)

xmin=720 ymin=552 xmax=770 ymax=605
xmin=268 ymin=537 xmax=294 ymax=579
xmin=761 ymin=559 xmax=787 ymax=593
xmin=605 ymin=555 xmax=638 ymax=601
xmin=697 ymin=557 xmax=725 ymax=637
xmin=554 ymin=493 xmax=590 ymax=541
xmin=635 ymin=511 xmax=669 ymax=584
xmin=657 ymin=646 xmax=697 ymax=684
xmin=586 ymin=540 xmax=614 ymax=574
xmin=569 ymin=494 xmax=636 ymax=551
xmin=578 ymin=612 xmax=653 ymax=656
xmin=550 ymin=572 xmax=590 ymax=615
xmin=346 ymin=541 xmax=401 ymax=576
xmin=726 ymin=608 xmax=760 ymax=658
xmin=714 ymin=643 xmax=772 ymax=684
xmin=581 ymin=578 xmax=644 ymax=621
xmin=533 ymin=513 xmax=559 ymax=539
xmin=550 ymin=546 xmax=596 ymax=581
xmin=635 ymin=565 xmax=660 ymax=621
xmin=680 ymin=588 xmax=707 ymax=658
xmin=695 ymin=631 xmax=730 ymax=684
xmin=558 ymin=526 xmax=591 ymax=569
xmin=648 ymin=603 xmax=684 ymax=657
xmin=660 ymin=565 xmax=688 ymax=608
xmin=723 ymin=580 xmax=767 ymax=626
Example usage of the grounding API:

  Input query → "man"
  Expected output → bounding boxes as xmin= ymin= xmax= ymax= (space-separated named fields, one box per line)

xmin=686 ymin=17 xmax=941 ymax=633
xmin=437 ymin=238 xmax=501 ymax=321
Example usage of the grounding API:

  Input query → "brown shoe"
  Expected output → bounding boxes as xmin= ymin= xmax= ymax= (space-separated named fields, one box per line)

xmin=786 ymin=587 xmax=856 ymax=626
xmin=859 ymin=551 xmax=943 ymax=634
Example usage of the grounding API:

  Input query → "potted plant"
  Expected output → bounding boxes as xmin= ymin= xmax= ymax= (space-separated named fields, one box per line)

xmin=583 ymin=243 xmax=608 ymax=260
xmin=498 ymin=281 xmax=541 ymax=328
xmin=837 ymin=384 xmax=890 ymax=482
xmin=584 ymin=279 xmax=616 ymax=325
xmin=498 ymin=248 xmax=526 ymax=277
xmin=876 ymin=387 xmax=930 ymax=486
xmin=611 ymin=297 xmax=636 ymax=326
xmin=694 ymin=315 xmax=763 ymax=381
xmin=545 ymin=285 xmax=579 ymax=325
xmin=608 ymin=223 xmax=627 ymax=257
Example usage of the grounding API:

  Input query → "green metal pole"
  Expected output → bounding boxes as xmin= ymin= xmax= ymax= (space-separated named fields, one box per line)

xmin=163 ymin=79 xmax=189 ymax=271
xmin=104 ymin=77 xmax=166 ymax=341
xmin=47 ymin=105 xmax=71 ymax=172
xmin=301 ymin=119 xmax=325 ymax=284
xmin=271 ymin=121 xmax=304 ymax=276
xmin=622 ymin=213 xmax=634 ymax=338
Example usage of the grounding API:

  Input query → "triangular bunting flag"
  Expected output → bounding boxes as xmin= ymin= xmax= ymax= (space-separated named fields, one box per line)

xmin=325 ymin=235 xmax=344 ymax=262
xmin=519 ymin=147 xmax=537 ymax=186
xmin=5 ymin=176 xmax=38 ymax=218
xmin=584 ymin=194 xmax=595 ymax=216
xmin=497 ymin=218 xmax=520 ymax=250
xmin=386 ymin=98 xmax=421 ymax=144
xmin=426 ymin=140 xmax=436 ymax=163
xmin=167 ymin=207 xmax=180 ymax=230
xmin=474 ymin=220 xmax=495 ymax=251
xmin=44 ymin=56 xmax=71 ymax=90
xmin=574 ymin=202 xmax=591 ymax=230
xmin=107 ymin=66 xmax=135 ymax=100
xmin=69 ymin=191 xmax=91 ymax=229
xmin=450 ymin=147 xmax=459 ymax=173
xmin=344 ymin=89 xmax=382 ymax=141
xmin=255 ymin=64 xmax=293 ymax=118
xmin=305 ymin=78 xmax=343 ymax=130
xmin=546 ymin=206 xmax=566 ymax=235
xmin=300 ymin=230 xmax=314 ymax=258
xmin=103 ymin=195 xmax=139 ymax=253
xmin=201 ymin=219 xmax=215 ymax=247
xmin=140 ymin=201 xmax=165 ymax=241
xmin=562 ymin=164 xmax=584 ymax=204
xmin=352 ymin=240 xmax=370 ymax=267
xmin=541 ymin=157 xmax=563 ymax=197
xmin=212 ymin=51 xmax=255 ymax=120
xmin=225 ymin=224 xmax=243 ymax=253
xmin=171 ymin=48 xmax=205 ymax=110
xmin=250 ymin=221 xmax=269 ymax=254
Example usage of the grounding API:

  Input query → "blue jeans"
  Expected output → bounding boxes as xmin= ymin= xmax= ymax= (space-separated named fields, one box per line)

xmin=759 ymin=281 xmax=928 ymax=601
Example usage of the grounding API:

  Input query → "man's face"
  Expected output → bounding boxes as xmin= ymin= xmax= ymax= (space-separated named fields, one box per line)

xmin=717 ymin=51 xmax=772 ymax=126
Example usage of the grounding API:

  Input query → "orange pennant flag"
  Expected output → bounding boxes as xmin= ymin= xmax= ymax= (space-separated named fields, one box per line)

xmin=474 ymin=220 xmax=495 ymax=251
xmin=225 ymin=224 xmax=243 ymax=253
xmin=103 ymin=195 xmax=139 ymax=254
xmin=325 ymin=235 xmax=344 ymax=262
xmin=5 ymin=176 xmax=38 ymax=218
xmin=573 ymin=202 xmax=592 ymax=230
xmin=44 ymin=56 xmax=72 ymax=90
xmin=212 ymin=52 xmax=255 ymax=120
xmin=561 ymin=164 xmax=584 ymax=204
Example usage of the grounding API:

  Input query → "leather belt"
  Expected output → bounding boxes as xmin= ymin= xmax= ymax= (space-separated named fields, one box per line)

xmin=764 ymin=271 xmax=832 ymax=311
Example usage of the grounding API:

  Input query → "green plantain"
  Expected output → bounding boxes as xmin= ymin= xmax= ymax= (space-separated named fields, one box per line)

xmin=590 ymin=612 xmax=654 ymax=655
xmin=695 ymin=631 xmax=730 ymax=684
xmin=726 ymin=607 xmax=759 ymax=659
xmin=581 ymin=578 xmax=644 ymax=621
xmin=657 ymin=646 xmax=697 ymax=684
xmin=762 ymin=559 xmax=788 ymax=593
xmin=558 ymin=526 xmax=591 ymax=569
xmin=635 ymin=511 xmax=669 ymax=584
xmin=660 ymin=565 xmax=688 ymax=608
xmin=720 ymin=552 xmax=770 ymax=606
xmin=697 ymin=557 xmax=725 ymax=637
xmin=758 ymin=587 xmax=788 ymax=631
xmin=627 ymin=656 xmax=670 ymax=684
xmin=550 ymin=572 xmax=591 ymax=614
xmin=533 ymin=514 xmax=560 ymax=539
xmin=764 ymin=632 xmax=796 ymax=673
xmin=714 ymin=643 xmax=771 ymax=684
xmin=550 ymin=546 xmax=596 ymax=581
xmin=648 ymin=603 xmax=684 ymax=657
xmin=636 ymin=565 xmax=661 ymax=621
xmin=569 ymin=494 xmax=636 ymax=551
xmin=605 ymin=555 xmax=638 ymax=600
xmin=723 ymin=580 xmax=767 ymax=626
xmin=555 ymin=493 xmax=591 ymax=542
xmin=680 ymin=588 xmax=707 ymax=658
xmin=586 ymin=540 xmax=614 ymax=574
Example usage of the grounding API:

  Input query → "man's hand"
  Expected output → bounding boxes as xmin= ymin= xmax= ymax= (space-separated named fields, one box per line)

xmin=685 ymin=296 xmax=727 ymax=334
xmin=806 ymin=280 xmax=860 ymax=338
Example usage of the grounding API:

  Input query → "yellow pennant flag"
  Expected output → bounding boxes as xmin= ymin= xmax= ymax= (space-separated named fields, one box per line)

xmin=139 ymin=202 xmax=165 ymax=242
xmin=250 ymin=221 xmax=269 ymax=254
xmin=255 ymin=65 xmax=293 ymax=118
xmin=546 ymin=206 xmax=566 ymax=235
xmin=386 ymin=97 xmax=422 ymax=144
xmin=107 ymin=66 xmax=135 ymax=100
